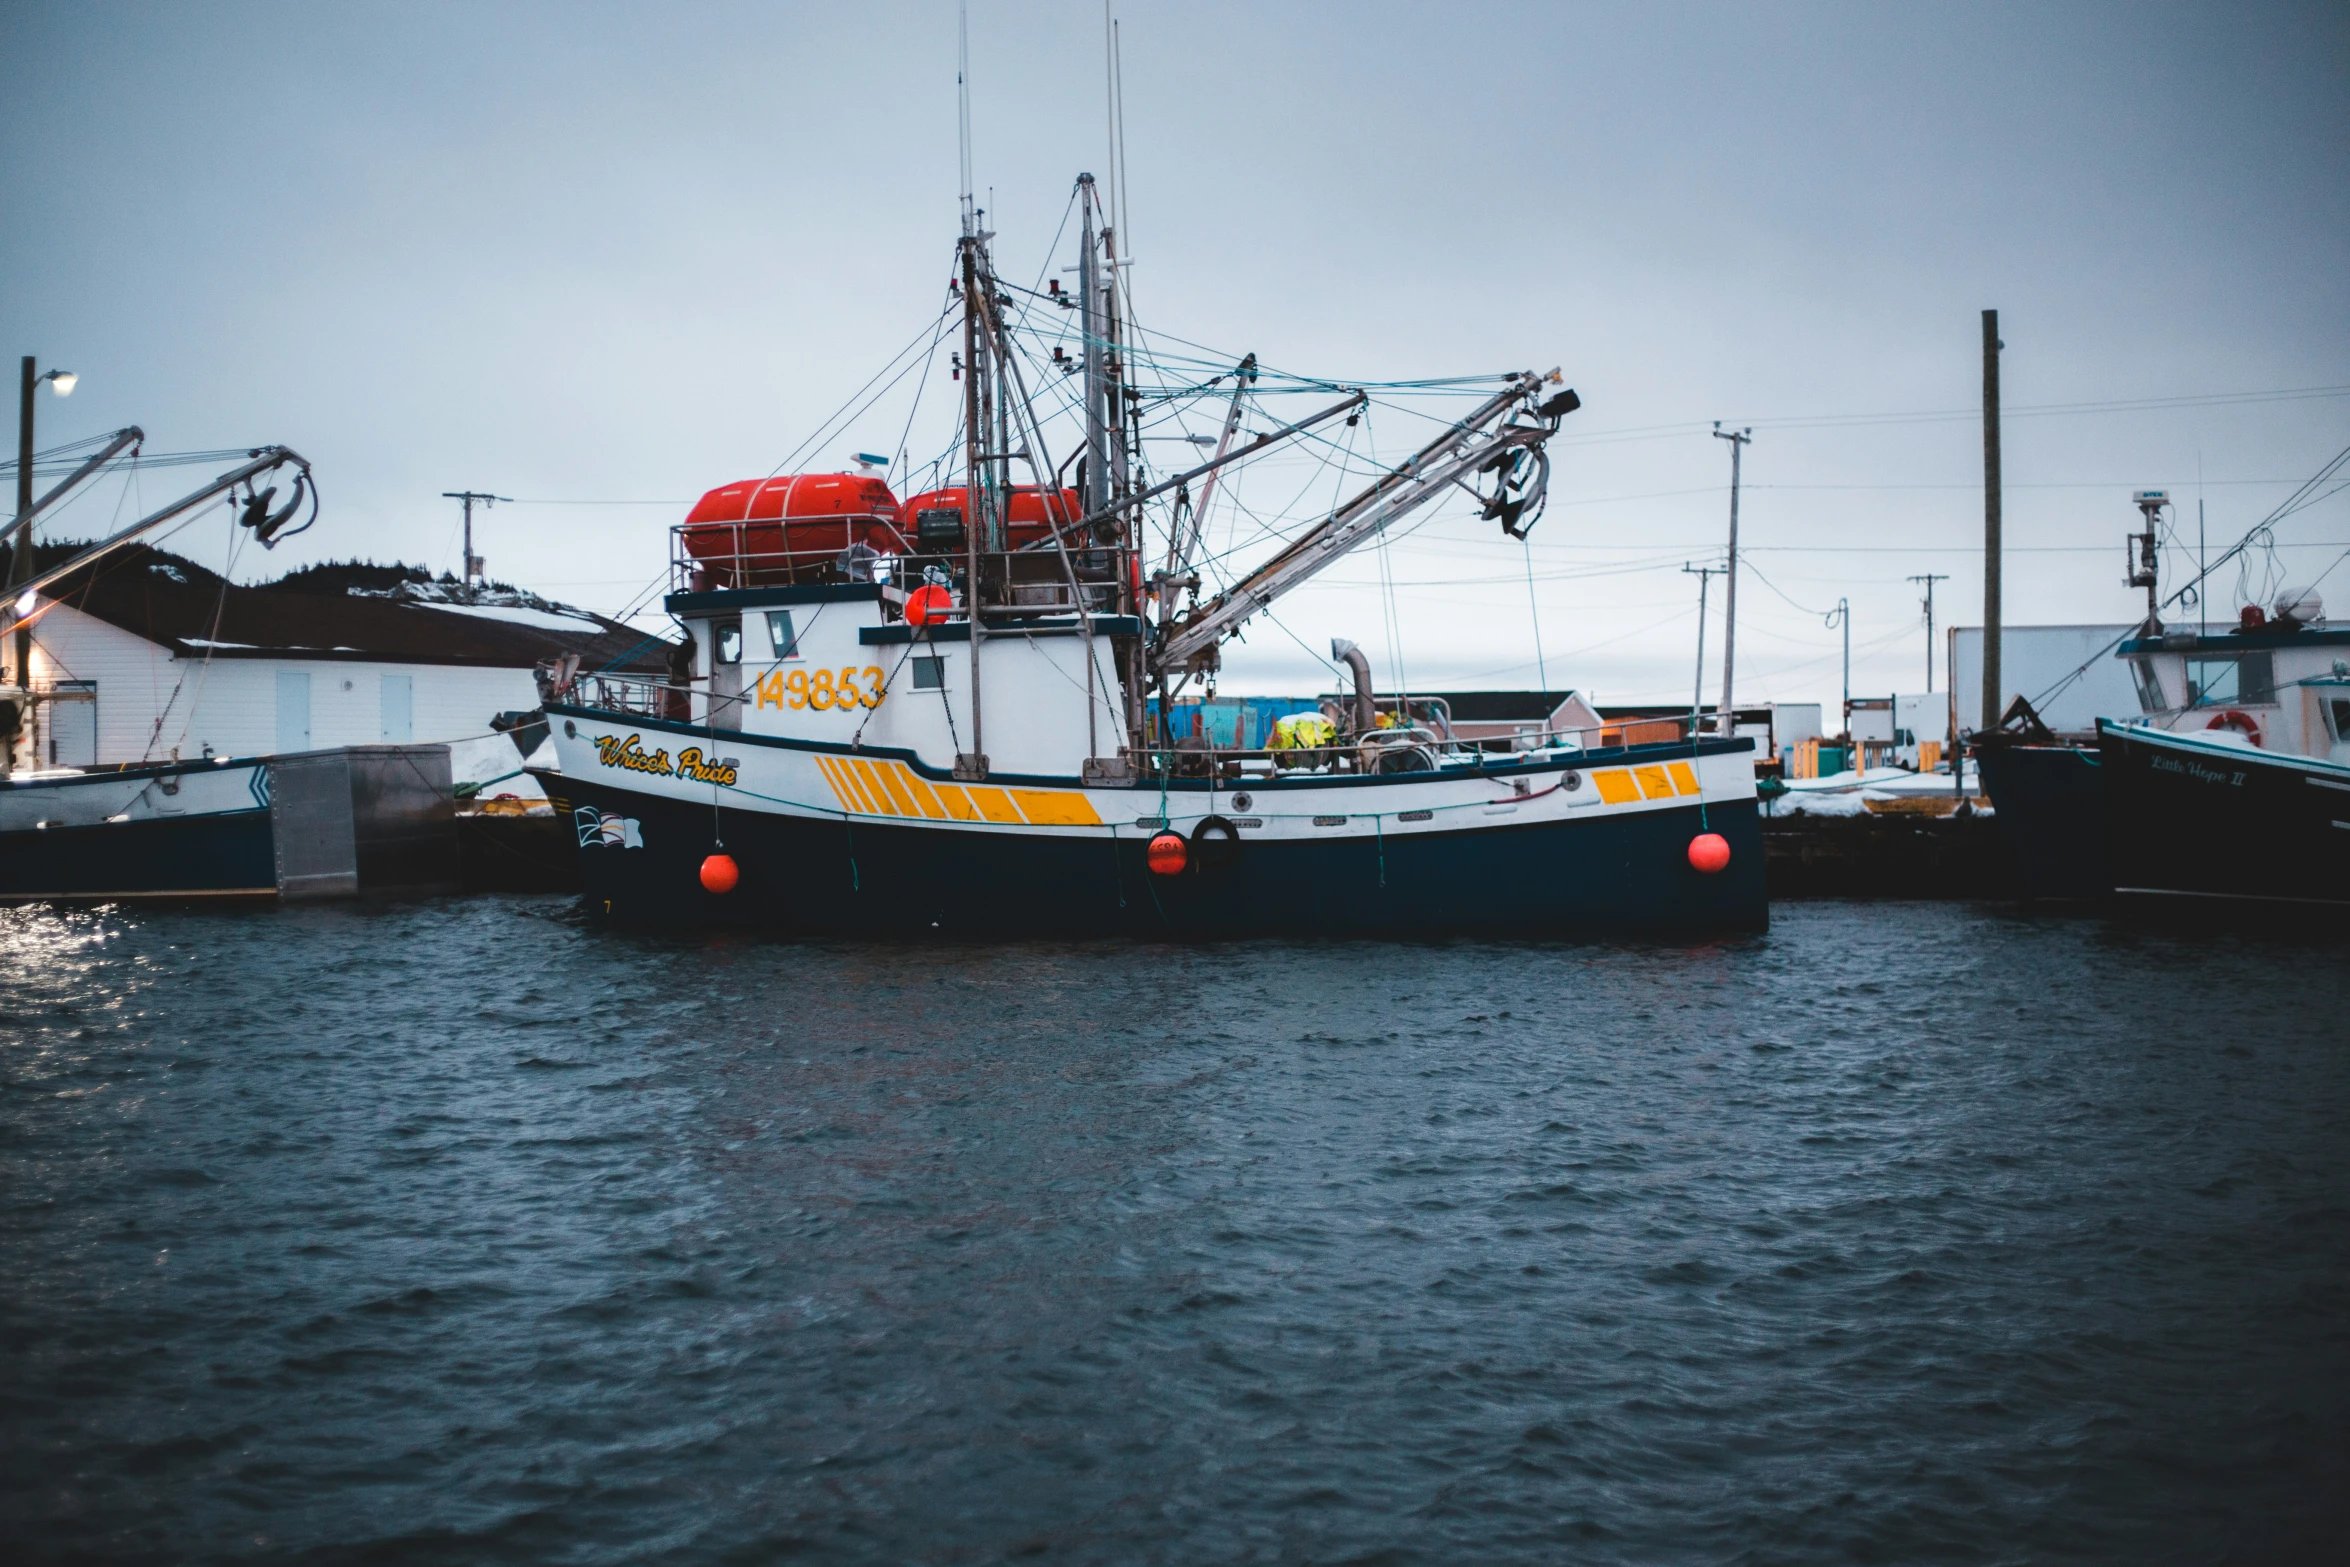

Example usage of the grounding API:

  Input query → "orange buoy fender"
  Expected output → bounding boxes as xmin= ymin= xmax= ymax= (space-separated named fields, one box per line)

xmin=700 ymin=853 xmax=740 ymax=894
xmin=1687 ymin=833 xmax=1730 ymax=874
xmin=1146 ymin=832 xmax=1188 ymax=876
xmin=904 ymin=584 xmax=953 ymax=627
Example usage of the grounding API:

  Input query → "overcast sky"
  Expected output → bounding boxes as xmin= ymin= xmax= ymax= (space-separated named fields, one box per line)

xmin=5 ymin=1 xmax=2346 ymax=710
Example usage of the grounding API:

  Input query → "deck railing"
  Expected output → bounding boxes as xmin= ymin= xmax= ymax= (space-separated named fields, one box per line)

xmin=672 ymin=523 xmax=1128 ymax=615
xmin=553 ymin=672 xmax=689 ymax=720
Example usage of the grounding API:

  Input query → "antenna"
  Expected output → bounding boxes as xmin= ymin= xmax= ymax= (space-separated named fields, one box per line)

xmin=1102 ymin=2 xmax=1116 ymax=232
xmin=2126 ymin=490 xmax=2168 ymax=632
xmin=957 ymin=0 xmax=975 ymax=235
xmin=1113 ymin=14 xmax=1131 ymax=260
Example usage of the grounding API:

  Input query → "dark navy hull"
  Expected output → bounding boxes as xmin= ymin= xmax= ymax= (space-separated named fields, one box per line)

xmin=0 ymin=809 xmax=276 ymax=902
xmin=2102 ymin=724 xmax=2350 ymax=907
xmin=1972 ymin=737 xmax=2111 ymax=900
xmin=554 ymin=772 xmax=1768 ymax=937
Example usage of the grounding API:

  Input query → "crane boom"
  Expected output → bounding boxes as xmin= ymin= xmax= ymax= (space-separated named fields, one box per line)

xmin=1165 ymin=355 xmax=1255 ymax=580
xmin=12 ymin=446 xmax=313 ymax=605
xmin=0 ymin=427 xmax=146 ymax=555
xmin=1152 ymin=371 xmax=1573 ymax=676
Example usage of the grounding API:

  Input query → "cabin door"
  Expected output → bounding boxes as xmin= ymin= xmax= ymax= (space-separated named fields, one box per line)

xmin=709 ymin=618 xmax=743 ymax=731
xmin=46 ymin=682 xmax=96 ymax=766
xmin=2319 ymin=684 xmax=2350 ymax=766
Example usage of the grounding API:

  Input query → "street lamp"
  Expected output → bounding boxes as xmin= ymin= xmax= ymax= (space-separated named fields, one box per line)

xmin=11 ymin=358 xmax=82 ymax=696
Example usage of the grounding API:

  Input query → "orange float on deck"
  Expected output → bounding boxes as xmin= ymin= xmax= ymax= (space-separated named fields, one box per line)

xmin=897 ymin=484 xmax=1083 ymax=552
xmin=677 ymin=473 xmax=906 ymax=588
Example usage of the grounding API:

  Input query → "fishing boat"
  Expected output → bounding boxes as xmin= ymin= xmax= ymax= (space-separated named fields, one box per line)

xmin=537 ymin=175 xmax=1766 ymax=935
xmin=1 ymin=438 xmax=460 ymax=902
xmin=1974 ymin=483 xmax=2350 ymax=905
xmin=2100 ymin=700 xmax=2350 ymax=907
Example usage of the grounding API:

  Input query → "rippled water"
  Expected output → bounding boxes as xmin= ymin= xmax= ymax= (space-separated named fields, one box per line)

xmin=2 ymin=898 xmax=2345 ymax=1564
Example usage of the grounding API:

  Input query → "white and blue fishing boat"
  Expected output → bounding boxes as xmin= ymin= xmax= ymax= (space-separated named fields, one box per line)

xmin=2 ymin=439 xmax=461 ymax=903
xmin=539 ymin=175 xmax=1765 ymax=935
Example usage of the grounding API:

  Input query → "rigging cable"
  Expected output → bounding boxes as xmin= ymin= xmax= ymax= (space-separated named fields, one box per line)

xmin=2023 ymin=435 xmax=2350 ymax=718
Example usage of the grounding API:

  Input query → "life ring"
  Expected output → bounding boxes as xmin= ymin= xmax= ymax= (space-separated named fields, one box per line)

xmin=2203 ymin=708 xmax=2262 ymax=747
xmin=1190 ymin=814 xmax=1241 ymax=872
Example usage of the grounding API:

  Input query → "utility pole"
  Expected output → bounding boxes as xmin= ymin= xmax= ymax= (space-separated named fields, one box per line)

xmin=441 ymin=491 xmax=510 ymax=592
xmin=12 ymin=359 xmax=35 ymax=693
xmin=1711 ymin=423 xmax=1751 ymax=740
xmin=12 ymin=361 xmax=76 ymax=686
xmin=1683 ymin=563 xmax=1721 ymax=741
xmin=1827 ymin=597 xmax=1851 ymax=742
xmin=11 ymin=356 xmax=76 ymax=770
xmin=1980 ymin=309 xmax=2003 ymax=733
xmin=1907 ymin=573 xmax=1949 ymax=690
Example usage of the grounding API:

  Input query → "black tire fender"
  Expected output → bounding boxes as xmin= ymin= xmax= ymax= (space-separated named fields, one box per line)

xmin=1190 ymin=814 xmax=1241 ymax=872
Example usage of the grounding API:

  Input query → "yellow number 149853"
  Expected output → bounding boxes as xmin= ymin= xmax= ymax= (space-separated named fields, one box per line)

xmin=758 ymin=667 xmax=884 ymax=711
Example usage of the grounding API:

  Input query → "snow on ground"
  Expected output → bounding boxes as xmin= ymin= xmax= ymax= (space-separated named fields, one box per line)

xmin=419 ymin=602 xmax=610 ymax=634
xmin=449 ymin=732 xmax=546 ymax=800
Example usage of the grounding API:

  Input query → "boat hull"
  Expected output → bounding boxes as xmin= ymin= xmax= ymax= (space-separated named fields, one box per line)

xmin=0 ymin=746 xmax=457 ymax=905
xmin=539 ymin=706 xmax=1768 ymax=937
xmin=0 ymin=807 xmax=277 ymax=901
xmin=554 ymin=770 xmax=1764 ymax=935
xmin=1972 ymin=736 xmax=2112 ymax=899
xmin=0 ymin=758 xmax=278 ymax=902
xmin=2100 ymin=721 xmax=2350 ymax=906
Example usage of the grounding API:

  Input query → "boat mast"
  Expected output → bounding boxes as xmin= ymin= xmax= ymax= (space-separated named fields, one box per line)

xmin=1098 ymin=191 xmax=1145 ymax=741
xmin=1077 ymin=170 xmax=1148 ymax=752
xmin=1077 ymin=175 xmax=1109 ymax=518
xmin=954 ymin=7 xmax=988 ymax=778
xmin=958 ymin=232 xmax=989 ymax=779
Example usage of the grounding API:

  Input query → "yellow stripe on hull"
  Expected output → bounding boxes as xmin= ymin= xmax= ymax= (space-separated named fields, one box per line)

xmin=813 ymin=753 xmax=1708 ymax=828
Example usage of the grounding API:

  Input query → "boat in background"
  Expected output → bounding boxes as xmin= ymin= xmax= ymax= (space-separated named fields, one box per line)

xmin=1975 ymin=485 xmax=2350 ymax=906
xmin=1 ymin=439 xmax=460 ymax=904
xmin=2100 ymin=672 xmax=2350 ymax=908
xmin=1970 ymin=731 xmax=2109 ymax=899
xmin=0 ymin=745 xmax=457 ymax=904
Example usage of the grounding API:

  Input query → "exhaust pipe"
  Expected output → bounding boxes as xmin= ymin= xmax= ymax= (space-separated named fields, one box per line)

xmin=1330 ymin=638 xmax=1375 ymax=733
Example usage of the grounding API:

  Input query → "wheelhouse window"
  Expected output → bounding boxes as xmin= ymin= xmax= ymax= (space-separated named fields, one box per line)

xmin=2129 ymin=657 xmax=2166 ymax=713
xmin=2237 ymin=651 xmax=2276 ymax=703
xmin=2185 ymin=652 xmax=2274 ymax=708
xmin=911 ymin=655 xmax=947 ymax=690
xmin=764 ymin=611 xmax=800 ymax=660
xmin=713 ymin=619 xmax=742 ymax=666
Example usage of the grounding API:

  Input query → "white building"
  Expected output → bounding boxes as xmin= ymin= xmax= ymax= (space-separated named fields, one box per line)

xmin=1947 ymin=624 xmax=2141 ymax=737
xmin=13 ymin=546 xmax=674 ymax=787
